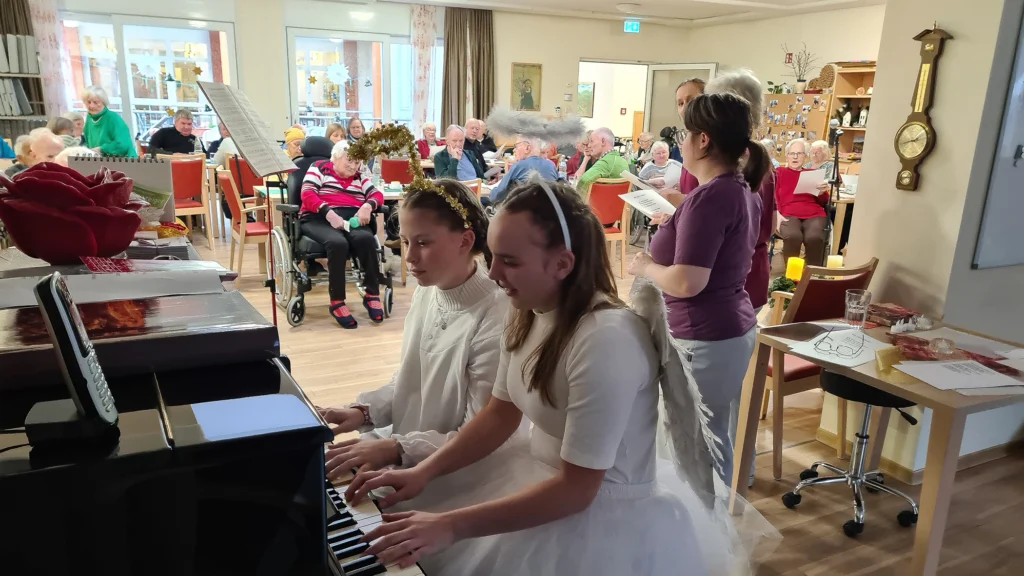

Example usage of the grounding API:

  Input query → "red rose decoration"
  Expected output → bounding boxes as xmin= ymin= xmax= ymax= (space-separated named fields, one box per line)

xmin=0 ymin=163 xmax=142 ymax=264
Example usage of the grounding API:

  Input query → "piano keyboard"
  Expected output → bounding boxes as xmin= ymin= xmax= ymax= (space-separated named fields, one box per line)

xmin=325 ymin=472 xmax=426 ymax=576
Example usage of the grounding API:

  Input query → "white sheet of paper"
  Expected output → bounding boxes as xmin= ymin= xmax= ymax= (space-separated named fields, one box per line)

xmin=894 ymin=360 xmax=1023 ymax=390
xmin=842 ymin=174 xmax=859 ymax=194
xmin=0 ymin=270 xmax=225 ymax=310
xmin=428 ymin=145 xmax=446 ymax=158
xmin=619 ymin=189 xmax=677 ymax=218
xmin=996 ymin=348 xmax=1024 ymax=360
xmin=912 ymin=327 xmax=1012 ymax=357
xmin=787 ymin=328 xmax=888 ymax=368
xmin=198 ymin=81 xmax=296 ymax=178
xmin=662 ymin=163 xmax=683 ymax=189
xmin=955 ymin=386 xmax=1024 ymax=397
xmin=619 ymin=170 xmax=654 ymax=191
xmin=996 ymin=357 xmax=1024 ymax=371
xmin=794 ymin=168 xmax=827 ymax=195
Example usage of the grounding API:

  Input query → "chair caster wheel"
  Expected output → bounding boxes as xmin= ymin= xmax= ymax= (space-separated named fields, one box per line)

xmin=799 ymin=469 xmax=819 ymax=481
xmin=286 ymin=296 xmax=305 ymax=327
xmin=383 ymin=287 xmax=394 ymax=319
xmin=843 ymin=520 xmax=864 ymax=537
xmin=781 ymin=492 xmax=802 ymax=509
xmin=897 ymin=510 xmax=918 ymax=527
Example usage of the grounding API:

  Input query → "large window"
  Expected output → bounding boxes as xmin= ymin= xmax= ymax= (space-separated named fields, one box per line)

xmin=60 ymin=14 xmax=236 ymax=144
xmin=288 ymin=28 xmax=442 ymax=136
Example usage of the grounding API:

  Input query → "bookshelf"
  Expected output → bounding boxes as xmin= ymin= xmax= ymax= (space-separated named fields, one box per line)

xmin=825 ymin=62 xmax=876 ymax=168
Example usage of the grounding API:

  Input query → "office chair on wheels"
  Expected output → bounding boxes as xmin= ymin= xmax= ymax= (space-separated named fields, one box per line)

xmin=782 ymin=370 xmax=919 ymax=537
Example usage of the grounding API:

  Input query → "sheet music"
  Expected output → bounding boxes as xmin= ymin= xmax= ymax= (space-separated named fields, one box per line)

xmin=894 ymin=360 xmax=1023 ymax=391
xmin=662 ymin=163 xmax=682 ymax=189
xmin=795 ymin=168 xmax=827 ymax=195
xmin=198 ymin=81 xmax=296 ymax=178
xmin=619 ymin=170 xmax=654 ymax=191
xmin=619 ymin=189 xmax=677 ymax=218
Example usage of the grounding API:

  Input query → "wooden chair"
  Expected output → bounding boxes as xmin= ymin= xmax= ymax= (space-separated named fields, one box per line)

xmin=460 ymin=179 xmax=483 ymax=199
xmin=219 ymin=169 xmax=270 ymax=276
xmin=224 ymin=153 xmax=263 ymax=205
xmin=168 ymin=156 xmax=214 ymax=248
xmin=761 ymin=257 xmax=879 ymax=479
xmin=381 ymin=158 xmax=415 ymax=185
xmin=587 ymin=178 xmax=631 ymax=278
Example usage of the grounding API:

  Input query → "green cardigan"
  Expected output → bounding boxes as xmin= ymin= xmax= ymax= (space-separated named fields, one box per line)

xmin=433 ymin=147 xmax=484 ymax=180
xmin=83 ymin=107 xmax=137 ymax=157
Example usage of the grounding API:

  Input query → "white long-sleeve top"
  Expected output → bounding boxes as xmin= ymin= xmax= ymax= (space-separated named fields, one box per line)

xmin=353 ymin=264 xmax=508 ymax=467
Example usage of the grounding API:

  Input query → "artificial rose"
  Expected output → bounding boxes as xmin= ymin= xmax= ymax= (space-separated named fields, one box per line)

xmin=0 ymin=163 xmax=142 ymax=264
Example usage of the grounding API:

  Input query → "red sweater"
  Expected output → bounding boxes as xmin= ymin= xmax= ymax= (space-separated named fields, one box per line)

xmin=678 ymin=166 xmax=700 ymax=194
xmin=416 ymin=138 xmax=445 ymax=159
xmin=300 ymin=160 xmax=383 ymax=215
xmin=775 ymin=167 xmax=828 ymax=219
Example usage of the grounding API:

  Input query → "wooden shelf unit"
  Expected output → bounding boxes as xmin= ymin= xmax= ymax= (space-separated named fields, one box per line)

xmin=827 ymin=63 xmax=876 ymax=163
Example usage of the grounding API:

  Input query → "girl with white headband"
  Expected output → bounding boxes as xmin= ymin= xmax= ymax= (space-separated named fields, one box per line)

xmin=343 ymin=179 xmax=777 ymax=575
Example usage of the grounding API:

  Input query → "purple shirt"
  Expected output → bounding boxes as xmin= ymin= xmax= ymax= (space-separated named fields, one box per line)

xmin=649 ymin=172 xmax=760 ymax=341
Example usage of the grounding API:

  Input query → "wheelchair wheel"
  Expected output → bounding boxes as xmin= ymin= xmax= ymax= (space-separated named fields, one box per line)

xmin=286 ymin=296 xmax=305 ymax=327
xmin=383 ymin=287 xmax=394 ymax=319
xmin=271 ymin=226 xmax=293 ymax=308
xmin=629 ymin=210 xmax=649 ymax=247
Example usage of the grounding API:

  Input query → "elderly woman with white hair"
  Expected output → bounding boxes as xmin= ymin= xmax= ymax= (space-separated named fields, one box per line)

xmin=416 ymin=123 xmax=446 ymax=159
xmin=299 ymin=140 xmax=386 ymax=328
xmin=776 ymin=137 xmax=830 ymax=266
xmin=638 ymin=141 xmax=681 ymax=187
xmin=805 ymin=139 xmax=839 ymax=176
xmin=62 ymin=111 xmax=85 ymax=138
xmin=81 ymin=86 xmax=136 ymax=157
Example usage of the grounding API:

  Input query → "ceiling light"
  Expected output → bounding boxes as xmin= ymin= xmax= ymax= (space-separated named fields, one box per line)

xmin=63 ymin=20 xmax=80 ymax=28
xmin=188 ymin=20 xmax=207 ymax=28
xmin=616 ymin=3 xmax=641 ymax=14
xmin=350 ymin=11 xmax=375 ymax=22
xmin=329 ymin=38 xmax=343 ymax=43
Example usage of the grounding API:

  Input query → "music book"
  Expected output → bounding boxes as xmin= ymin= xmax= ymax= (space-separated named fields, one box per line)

xmin=619 ymin=189 xmax=677 ymax=218
xmin=25 ymin=35 xmax=38 ymax=74
xmin=6 ymin=34 xmax=19 ymax=73
xmin=68 ymin=157 xmax=176 ymax=223
xmin=198 ymin=81 xmax=296 ymax=178
xmin=0 ymin=37 xmax=9 ymax=73
xmin=12 ymin=80 xmax=31 ymax=115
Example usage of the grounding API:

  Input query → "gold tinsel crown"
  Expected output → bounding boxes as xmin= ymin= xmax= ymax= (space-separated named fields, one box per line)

xmin=347 ymin=123 xmax=469 ymax=229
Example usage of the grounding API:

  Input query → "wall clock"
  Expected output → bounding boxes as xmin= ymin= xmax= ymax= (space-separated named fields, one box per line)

xmin=894 ymin=25 xmax=953 ymax=191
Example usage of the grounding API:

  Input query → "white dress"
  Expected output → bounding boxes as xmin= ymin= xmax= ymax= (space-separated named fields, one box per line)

xmin=430 ymin=307 xmax=713 ymax=576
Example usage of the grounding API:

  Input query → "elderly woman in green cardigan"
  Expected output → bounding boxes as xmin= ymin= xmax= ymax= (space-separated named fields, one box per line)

xmin=81 ymin=86 xmax=137 ymax=157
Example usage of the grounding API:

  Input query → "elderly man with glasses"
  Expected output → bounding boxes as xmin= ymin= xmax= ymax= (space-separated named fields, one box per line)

xmin=775 ymin=138 xmax=831 ymax=266
xmin=489 ymin=135 xmax=558 ymax=204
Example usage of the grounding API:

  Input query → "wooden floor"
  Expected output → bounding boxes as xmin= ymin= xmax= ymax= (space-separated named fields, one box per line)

xmin=195 ymin=233 xmax=1024 ymax=575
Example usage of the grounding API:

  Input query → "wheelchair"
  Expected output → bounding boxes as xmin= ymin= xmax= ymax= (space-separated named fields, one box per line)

xmin=269 ymin=137 xmax=395 ymax=327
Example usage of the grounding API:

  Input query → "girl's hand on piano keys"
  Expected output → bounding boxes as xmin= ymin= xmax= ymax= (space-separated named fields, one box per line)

xmin=317 ymin=406 xmax=364 ymax=435
xmin=326 ymin=438 xmax=402 ymax=479
xmin=346 ymin=466 xmax=429 ymax=509
xmin=363 ymin=511 xmax=456 ymax=568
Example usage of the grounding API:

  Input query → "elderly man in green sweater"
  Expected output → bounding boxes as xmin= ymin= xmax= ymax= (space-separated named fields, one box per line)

xmin=81 ymin=86 xmax=137 ymax=157
xmin=574 ymin=127 xmax=626 ymax=195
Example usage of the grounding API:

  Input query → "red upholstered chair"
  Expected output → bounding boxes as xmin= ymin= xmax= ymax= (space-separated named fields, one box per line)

xmin=381 ymin=158 xmax=415 ymax=185
xmin=224 ymin=153 xmax=263 ymax=203
xmin=587 ymin=178 xmax=631 ymax=278
xmin=761 ymin=257 xmax=879 ymax=479
xmin=166 ymin=155 xmax=213 ymax=248
xmin=219 ymin=170 xmax=270 ymax=276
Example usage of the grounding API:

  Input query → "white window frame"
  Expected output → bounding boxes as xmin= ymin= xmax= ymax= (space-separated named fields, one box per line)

xmin=286 ymin=27 xmax=393 ymax=127
xmin=60 ymin=12 xmax=238 ymax=134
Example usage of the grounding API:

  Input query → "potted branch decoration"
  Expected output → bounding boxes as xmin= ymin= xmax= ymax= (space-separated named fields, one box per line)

xmin=782 ymin=43 xmax=819 ymax=94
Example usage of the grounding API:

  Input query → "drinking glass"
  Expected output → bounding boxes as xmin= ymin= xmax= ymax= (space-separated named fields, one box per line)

xmin=845 ymin=289 xmax=871 ymax=328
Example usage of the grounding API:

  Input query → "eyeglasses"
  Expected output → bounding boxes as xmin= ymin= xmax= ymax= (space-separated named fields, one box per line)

xmin=787 ymin=151 xmax=806 ymax=157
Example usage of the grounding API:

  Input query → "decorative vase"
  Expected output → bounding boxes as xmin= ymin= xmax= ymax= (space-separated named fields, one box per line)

xmin=795 ymin=80 xmax=807 ymax=94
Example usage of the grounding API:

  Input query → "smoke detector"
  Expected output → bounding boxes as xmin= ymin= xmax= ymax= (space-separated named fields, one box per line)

xmin=616 ymin=3 xmax=642 ymax=14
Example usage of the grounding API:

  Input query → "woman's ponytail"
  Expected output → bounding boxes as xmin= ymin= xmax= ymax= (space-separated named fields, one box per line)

xmin=743 ymin=139 xmax=771 ymax=191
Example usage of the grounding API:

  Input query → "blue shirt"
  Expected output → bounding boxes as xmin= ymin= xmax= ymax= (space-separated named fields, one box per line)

xmin=0 ymin=138 xmax=15 ymax=159
xmin=490 ymin=155 xmax=558 ymax=203
xmin=456 ymin=153 xmax=477 ymax=181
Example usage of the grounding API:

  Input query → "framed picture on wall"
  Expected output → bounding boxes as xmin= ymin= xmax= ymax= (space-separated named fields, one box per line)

xmin=511 ymin=62 xmax=542 ymax=112
xmin=577 ymin=82 xmax=595 ymax=117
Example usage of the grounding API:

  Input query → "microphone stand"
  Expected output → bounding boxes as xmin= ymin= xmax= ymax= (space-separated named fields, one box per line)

xmin=827 ymin=125 xmax=843 ymax=256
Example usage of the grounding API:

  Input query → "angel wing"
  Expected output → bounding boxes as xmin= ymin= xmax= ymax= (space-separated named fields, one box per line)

xmin=629 ymin=276 xmax=722 ymax=510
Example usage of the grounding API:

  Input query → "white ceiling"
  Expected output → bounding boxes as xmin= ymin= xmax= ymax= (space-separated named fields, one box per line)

xmin=380 ymin=0 xmax=885 ymax=27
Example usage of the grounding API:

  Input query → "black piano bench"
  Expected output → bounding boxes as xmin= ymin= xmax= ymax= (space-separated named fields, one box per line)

xmin=781 ymin=370 xmax=920 ymax=537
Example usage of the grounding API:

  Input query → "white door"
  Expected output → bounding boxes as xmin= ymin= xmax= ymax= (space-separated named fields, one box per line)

xmin=644 ymin=63 xmax=718 ymax=137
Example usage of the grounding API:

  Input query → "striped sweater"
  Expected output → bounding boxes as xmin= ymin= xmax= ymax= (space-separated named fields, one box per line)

xmin=300 ymin=160 xmax=383 ymax=215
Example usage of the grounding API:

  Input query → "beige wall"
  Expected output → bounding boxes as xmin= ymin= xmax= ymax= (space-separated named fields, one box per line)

xmin=577 ymin=62 xmax=648 ymax=136
xmin=682 ymin=5 xmax=886 ymax=89
xmin=492 ymin=12 xmax=689 ymax=118
xmin=235 ymin=0 xmax=290 ymax=135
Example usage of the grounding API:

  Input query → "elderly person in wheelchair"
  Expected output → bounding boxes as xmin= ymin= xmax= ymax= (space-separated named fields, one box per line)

xmin=282 ymin=139 xmax=387 ymax=328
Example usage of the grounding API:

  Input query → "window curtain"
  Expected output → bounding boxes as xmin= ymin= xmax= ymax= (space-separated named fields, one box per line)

xmin=29 ymin=0 xmax=66 ymax=115
xmin=467 ymin=10 xmax=493 ymax=121
xmin=441 ymin=8 xmax=469 ymax=129
xmin=410 ymin=4 xmax=439 ymax=137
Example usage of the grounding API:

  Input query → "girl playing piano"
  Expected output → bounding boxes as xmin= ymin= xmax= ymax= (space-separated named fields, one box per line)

xmin=344 ymin=181 xmax=777 ymax=576
xmin=318 ymin=180 xmax=511 ymax=477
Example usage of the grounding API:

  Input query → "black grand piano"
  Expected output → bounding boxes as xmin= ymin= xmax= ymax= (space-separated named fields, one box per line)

xmin=0 ymin=291 xmax=421 ymax=576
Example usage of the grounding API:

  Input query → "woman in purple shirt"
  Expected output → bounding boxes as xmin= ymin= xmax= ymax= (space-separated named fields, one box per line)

xmin=628 ymin=92 xmax=771 ymax=485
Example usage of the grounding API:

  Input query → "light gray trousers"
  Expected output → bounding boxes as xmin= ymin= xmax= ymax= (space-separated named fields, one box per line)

xmin=674 ymin=326 xmax=756 ymax=485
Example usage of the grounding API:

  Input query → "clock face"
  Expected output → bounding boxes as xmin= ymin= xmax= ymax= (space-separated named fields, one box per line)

xmin=896 ymin=122 xmax=929 ymax=159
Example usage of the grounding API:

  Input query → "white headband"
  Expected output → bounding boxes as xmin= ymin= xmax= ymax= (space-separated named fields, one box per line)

xmin=538 ymin=180 xmax=572 ymax=251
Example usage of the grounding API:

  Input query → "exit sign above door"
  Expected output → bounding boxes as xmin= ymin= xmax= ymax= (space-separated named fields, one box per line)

xmin=624 ymin=20 xmax=640 ymax=33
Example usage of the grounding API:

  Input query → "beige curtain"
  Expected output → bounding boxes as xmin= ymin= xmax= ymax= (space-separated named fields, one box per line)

xmin=441 ymin=8 xmax=469 ymax=128
xmin=467 ymin=10 xmax=494 ymax=121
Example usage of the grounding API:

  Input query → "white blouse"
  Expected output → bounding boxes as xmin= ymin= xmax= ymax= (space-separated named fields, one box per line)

xmin=492 ymin=306 xmax=661 ymax=485
xmin=354 ymin=264 xmax=508 ymax=466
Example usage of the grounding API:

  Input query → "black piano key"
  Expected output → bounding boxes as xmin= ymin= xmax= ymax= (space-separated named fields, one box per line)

xmin=344 ymin=561 xmax=387 ymax=576
xmin=332 ymin=542 xmax=370 ymax=561
xmin=327 ymin=514 xmax=357 ymax=530
xmin=341 ymin=555 xmax=380 ymax=573
xmin=329 ymin=534 xmax=363 ymax=550
xmin=328 ymin=527 xmax=364 ymax=542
